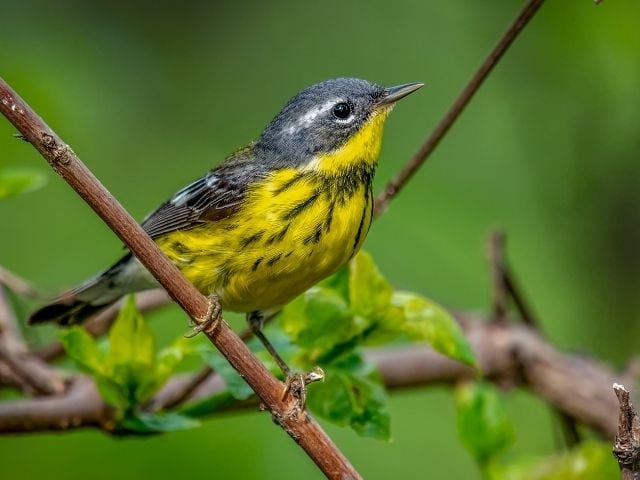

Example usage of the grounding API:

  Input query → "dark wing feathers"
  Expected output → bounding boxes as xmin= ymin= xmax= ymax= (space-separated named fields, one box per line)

xmin=141 ymin=146 xmax=264 ymax=239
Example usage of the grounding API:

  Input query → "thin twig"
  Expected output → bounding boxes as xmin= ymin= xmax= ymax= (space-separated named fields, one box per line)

xmin=486 ymin=230 xmax=580 ymax=447
xmin=487 ymin=231 xmax=508 ymax=323
xmin=0 ymin=266 xmax=43 ymax=299
xmin=0 ymin=78 xmax=360 ymax=480
xmin=613 ymin=384 xmax=640 ymax=479
xmin=374 ymin=0 xmax=546 ymax=216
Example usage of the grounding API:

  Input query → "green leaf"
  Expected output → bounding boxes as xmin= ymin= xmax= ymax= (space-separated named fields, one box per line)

xmin=136 ymin=336 xmax=195 ymax=403
xmin=95 ymin=376 xmax=129 ymax=411
xmin=104 ymin=295 xmax=157 ymax=409
xmin=348 ymin=251 xmax=393 ymax=319
xmin=108 ymin=295 xmax=155 ymax=368
xmin=280 ymin=286 xmax=354 ymax=351
xmin=120 ymin=411 xmax=200 ymax=433
xmin=0 ymin=167 xmax=47 ymax=199
xmin=201 ymin=351 xmax=254 ymax=400
xmin=60 ymin=297 xmax=193 ymax=416
xmin=455 ymin=381 xmax=515 ymax=466
xmin=307 ymin=353 xmax=391 ymax=440
xmin=318 ymin=264 xmax=349 ymax=299
xmin=58 ymin=327 xmax=103 ymax=374
xmin=393 ymin=291 xmax=476 ymax=367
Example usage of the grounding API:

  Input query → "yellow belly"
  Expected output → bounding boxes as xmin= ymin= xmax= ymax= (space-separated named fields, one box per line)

xmin=155 ymin=168 xmax=373 ymax=312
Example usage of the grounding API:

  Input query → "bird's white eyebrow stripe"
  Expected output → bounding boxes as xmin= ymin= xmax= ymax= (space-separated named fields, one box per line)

xmin=285 ymin=99 xmax=341 ymax=134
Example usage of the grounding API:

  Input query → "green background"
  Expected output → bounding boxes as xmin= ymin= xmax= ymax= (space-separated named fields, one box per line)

xmin=1 ymin=0 xmax=639 ymax=478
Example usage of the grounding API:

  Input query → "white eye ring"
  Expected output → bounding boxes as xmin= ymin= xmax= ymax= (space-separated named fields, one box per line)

xmin=332 ymin=102 xmax=354 ymax=123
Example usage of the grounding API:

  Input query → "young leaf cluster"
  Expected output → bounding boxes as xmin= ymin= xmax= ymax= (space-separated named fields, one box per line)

xmin=60 ymin=296 xmax=198 ymax=432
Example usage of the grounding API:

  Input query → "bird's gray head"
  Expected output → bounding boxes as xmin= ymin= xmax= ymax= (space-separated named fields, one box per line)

xmin=256 ymin=77 xmax=423 ymax=167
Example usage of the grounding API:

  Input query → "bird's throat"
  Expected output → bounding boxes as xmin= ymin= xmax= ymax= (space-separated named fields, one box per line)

xmin=310 ymin=108 xmax=390 ymax=175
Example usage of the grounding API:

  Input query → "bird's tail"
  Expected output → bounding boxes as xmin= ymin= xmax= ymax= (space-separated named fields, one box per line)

xmin=29 ymin=254 xmax=137 ymax=326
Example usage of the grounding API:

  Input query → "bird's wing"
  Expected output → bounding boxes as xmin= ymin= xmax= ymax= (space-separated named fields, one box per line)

xmin=141 ymin=146 xmax=262 ymax=239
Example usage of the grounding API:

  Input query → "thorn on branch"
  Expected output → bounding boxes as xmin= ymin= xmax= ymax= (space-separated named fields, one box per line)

xmin=613 ymin=383 xmax=640 ymax=478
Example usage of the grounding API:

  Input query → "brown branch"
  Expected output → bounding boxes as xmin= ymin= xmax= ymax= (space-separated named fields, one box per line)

xmin=374 ymin=0 xmax=546 ymax=216
xmin=0 ymin=78 xmax=360 ymax=480
xmin=0 ymin=316 xmax=625 ymax=440
xmin=0 ymin=286 xmax=64 ymax=395
xmin=613 ymin=384 xmax=640 ymax=479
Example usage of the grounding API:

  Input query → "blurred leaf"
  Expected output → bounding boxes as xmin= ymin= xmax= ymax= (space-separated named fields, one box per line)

xmin=139 ymin=336 xmax=196 ymax=403
xmin=307 ymin=353 xmax=391 ymax=440
xmin=59 ymin=327 xmax=103 ymax=374
xmin=348 ymin=251 xmax=393 ymax=319
xmin=280 ymin=286 xmax=354 ymax=350
xmin=318 ymin=263 xmax=349 ymax=299
xmin=121 ymin=411 xmax=200 ymax=433
xmin=456 ymin=381 xmax=515 ymax=466
xmin=201 ymin=350 xmax=254 ymax=401
xmin=104 ymin=295 xmax=156 ymax=409
xmin=359 ymin=304 xmax=406 ymax=346
xmin=487 ymin=441 xmax=618 ymax=480
xmin=108 ymin=295 xmax=155 ymax=368
xmin=0 ymin=167 xmax=47 ymax=199
xmin=393 ymin=291 xmax=476 ymax=367
xmin=95 ymin=376 xmax=129 ymax=410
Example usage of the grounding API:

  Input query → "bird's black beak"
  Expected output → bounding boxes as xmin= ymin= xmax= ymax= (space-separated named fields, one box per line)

xmin=376 ymin=82 xmax=424 ymax=107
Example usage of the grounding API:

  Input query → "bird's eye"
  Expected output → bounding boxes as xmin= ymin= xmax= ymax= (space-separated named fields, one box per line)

xmin=332 ymin=102 xmax=351 ymax=120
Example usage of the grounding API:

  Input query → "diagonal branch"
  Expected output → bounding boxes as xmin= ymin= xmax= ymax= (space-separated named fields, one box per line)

xmin=374 ymin=0 xmax=546 ymax=216
xmin=0 ymin=78 xmax=360 ymax=480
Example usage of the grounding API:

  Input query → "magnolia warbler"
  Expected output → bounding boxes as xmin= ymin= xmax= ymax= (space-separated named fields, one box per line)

xmin=30 ymin=78 xmax=423 ymax=385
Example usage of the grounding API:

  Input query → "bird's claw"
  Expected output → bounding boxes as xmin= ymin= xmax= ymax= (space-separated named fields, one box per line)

xmin=282 ymin=366 xmax=325 ymax=410
xmin=185 ymin=294 xmax=222 ymax=338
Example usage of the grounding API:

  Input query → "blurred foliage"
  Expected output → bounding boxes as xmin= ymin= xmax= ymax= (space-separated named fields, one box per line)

xmin=456 ymin=381 xmax=515 ymax=468
xmin=1 ymin=0 xmax=639 ymax=478
xmin=0 ymin=166 xmax=47 ymax=199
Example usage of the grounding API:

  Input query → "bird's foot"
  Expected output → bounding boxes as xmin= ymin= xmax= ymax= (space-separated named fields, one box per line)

xmin=186 ymin=294 xmax=222 ymax=338
xmin=282 ymin=366 xmax=325 ymax=410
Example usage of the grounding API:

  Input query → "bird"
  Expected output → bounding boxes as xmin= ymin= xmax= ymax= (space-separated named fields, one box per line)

xmin=30 ymin=77 xmax=423 ymax=390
